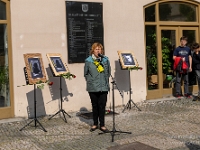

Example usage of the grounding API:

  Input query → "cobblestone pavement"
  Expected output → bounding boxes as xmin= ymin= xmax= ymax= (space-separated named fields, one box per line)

xmin=1 ymin=97 xmax=200 ymax=150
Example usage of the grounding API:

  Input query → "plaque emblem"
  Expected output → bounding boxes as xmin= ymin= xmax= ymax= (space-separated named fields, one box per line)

xmin=82 ymin=4 xmax=89 ymax=12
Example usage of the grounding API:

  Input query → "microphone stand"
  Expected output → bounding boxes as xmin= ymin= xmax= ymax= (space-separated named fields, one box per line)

xmin=110 ymin=74 xmax=123 ymax=99
xmin=99 ymin=75 xmax=131 ymax=142
xmin=98 ymin=54 xmax=123 ymax=100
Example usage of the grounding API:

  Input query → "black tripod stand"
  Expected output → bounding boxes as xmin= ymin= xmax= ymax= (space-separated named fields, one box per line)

xmin=19 ymin=84 xmax=47 ymax=132
xmin=99 ymin=79 xmax=132 ymax=142
xmin=122 ymin=70 xmax=141 ymax=112
xmin=48 ymin=76 xmax=71 ymax=123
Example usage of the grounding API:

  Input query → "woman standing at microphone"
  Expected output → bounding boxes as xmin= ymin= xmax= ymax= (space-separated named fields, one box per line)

xmin=84 ymin=42 xmax=110 ymax=133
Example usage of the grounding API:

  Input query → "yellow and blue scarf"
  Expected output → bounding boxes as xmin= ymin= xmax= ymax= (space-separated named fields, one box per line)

xmin=92 ymin=54 xmax=104 ymax=73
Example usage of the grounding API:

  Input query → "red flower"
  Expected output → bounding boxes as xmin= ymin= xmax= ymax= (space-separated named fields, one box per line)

xmin=140 ymin=67 xmax=143 ymax=70
xmin=72 ymin=75 xmax=76 ymax=78
xmin=48 ymin=82 xmax=53 ymax=85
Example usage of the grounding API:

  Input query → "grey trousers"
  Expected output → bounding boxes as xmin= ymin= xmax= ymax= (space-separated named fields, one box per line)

xmin=175 ymin=71 xmax=189 ymax=95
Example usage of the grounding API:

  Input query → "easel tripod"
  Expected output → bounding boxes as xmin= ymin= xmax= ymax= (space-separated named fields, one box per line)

xmin=122 ymin=70 xmax=141 ymax=112
xmin=19 ymin=84 xmax=47 ymax=132
xmin=48 ymin=76 xmax=71 ymax=123
xmin=99 ymin=78 xmax=132 ymax=142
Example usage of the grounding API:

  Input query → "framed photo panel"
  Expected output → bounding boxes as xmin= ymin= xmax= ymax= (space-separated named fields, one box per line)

xmin=46 ymin=53 xmax=69 ymax=76
xmin=117 ymin=51 xmax=139 ymax=69
xmin=23 ymin=53 xmax=47 ymax=84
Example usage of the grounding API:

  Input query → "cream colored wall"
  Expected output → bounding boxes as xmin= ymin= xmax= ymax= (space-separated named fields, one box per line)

xmin=10 ymin=0 xmax=150 ymax=117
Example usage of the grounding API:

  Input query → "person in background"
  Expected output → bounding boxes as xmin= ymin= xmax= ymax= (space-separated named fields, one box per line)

xmin=192 ymin=43 xmax=200 ymax=101
xmin=173 ymin=36 xmax=192 ymax=98
xmin=84 ymin=42 xmax=110 ymax=133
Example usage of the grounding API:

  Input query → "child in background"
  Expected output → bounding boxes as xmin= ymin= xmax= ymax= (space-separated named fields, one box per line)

xmin=173 ymin=36 xmax=192 ymax=98
xmin=192 ymin=43 xmax=200 ymax=101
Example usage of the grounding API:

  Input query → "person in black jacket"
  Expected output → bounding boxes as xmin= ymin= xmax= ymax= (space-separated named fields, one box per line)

xmin=192 ymin=43 xmax=200 ymax=101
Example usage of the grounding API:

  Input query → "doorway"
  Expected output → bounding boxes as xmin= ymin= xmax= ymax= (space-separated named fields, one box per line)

xmin=161 ymin=27 xmax=198 ymax=96
xmin=147 ymin=26 xmax=199 ymax=99
xmin=0 ymin=0 xmax=14 ymax=119
xmin=145 ymin=0 xmax=200 ymax=99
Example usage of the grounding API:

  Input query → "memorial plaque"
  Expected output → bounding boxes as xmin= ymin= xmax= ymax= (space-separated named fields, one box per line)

xmin=66 ymin=1 xmax=104 ymax=63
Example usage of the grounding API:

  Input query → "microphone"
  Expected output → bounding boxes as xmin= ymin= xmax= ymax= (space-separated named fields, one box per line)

xmin=98 ymin=53 xmax=105 ymax=58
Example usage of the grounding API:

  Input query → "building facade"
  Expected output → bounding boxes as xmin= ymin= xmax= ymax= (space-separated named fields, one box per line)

xmin=0 ymin=0 xmax=199 ymax=119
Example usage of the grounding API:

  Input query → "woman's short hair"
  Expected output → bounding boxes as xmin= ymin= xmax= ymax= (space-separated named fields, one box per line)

xmin=90 ymin=42 xmax=104 ymax=55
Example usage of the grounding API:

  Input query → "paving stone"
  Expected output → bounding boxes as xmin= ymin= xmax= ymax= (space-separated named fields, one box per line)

xmin=107 ymin=142 xmax=159 ymax=150
xmin=1 ymin=98 xmax=200 ymax=149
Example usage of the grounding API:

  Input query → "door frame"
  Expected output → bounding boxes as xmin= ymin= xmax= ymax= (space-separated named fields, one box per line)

xmin=147 ymin=26 xmax=199 ymax=99
xmin=0 ymin=0 xmax=14 ymax=119
xmin=159 ymin=27 xmax=179 ymax=96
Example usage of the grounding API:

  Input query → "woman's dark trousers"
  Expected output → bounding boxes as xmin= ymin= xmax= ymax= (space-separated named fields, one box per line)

xmin=89 ymin=92 xmax=107 ymax=127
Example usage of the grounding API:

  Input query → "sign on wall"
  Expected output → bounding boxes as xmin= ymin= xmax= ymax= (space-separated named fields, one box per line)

xmin=66 ymin=1 xmax=104 ymax=63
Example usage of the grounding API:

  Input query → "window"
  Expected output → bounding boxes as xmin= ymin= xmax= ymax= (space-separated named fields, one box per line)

xmin=0 ymin=1 xmax=9 ymax=108
xmin=0 ymin=2 xmax=6 ymax=20
xmin=145 ymin=5 xmax=155 ymax=22
xmin=159 ymin=2 xmax=197 ymax=22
